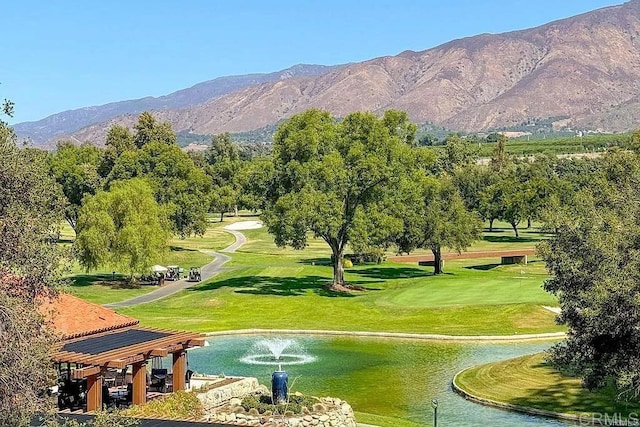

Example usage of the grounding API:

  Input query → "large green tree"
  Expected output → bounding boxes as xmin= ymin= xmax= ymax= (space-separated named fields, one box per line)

xmin=263 ymin=109 xmax=415 ymax=289
xmin=108 ymin=140 xmax=211 ymax=238
xmin=205 ymin=133 xmax=243 ymax=218
xmin=75 ymin=178 xmax=170 ymax=279
xmin=0 ymin=99 xmax=66 ymax=425
xmin=541 ymin=150 xmax=640 ymax=399
xmin=49 ymin=141 xmax=104 ymax=230
xmin=396 ymin=175 xmax=482 ymax=274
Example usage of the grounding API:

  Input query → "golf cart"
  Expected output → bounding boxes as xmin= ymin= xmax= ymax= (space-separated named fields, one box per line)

xmin=166 ymin=265 xmax=181 ymax=281
xmin=188 ymin=267 xmax=201 ymax=282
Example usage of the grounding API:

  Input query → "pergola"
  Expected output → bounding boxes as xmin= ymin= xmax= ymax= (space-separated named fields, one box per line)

xmin=41 ymin=294 xmax=206 ymax=412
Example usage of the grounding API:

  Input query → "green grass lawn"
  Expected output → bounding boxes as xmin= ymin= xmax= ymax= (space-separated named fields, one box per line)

xmin=113 ymin=220 xmax=562 ymax=335
xmin=455 ymin=353 xmax=639 ymax=419
xmin=65 ymin=215 xmax=563 ymax=335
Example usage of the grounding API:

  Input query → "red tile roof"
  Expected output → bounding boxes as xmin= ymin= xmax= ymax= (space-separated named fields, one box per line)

xmin=39 ymin=293 xmax=139 ymax=339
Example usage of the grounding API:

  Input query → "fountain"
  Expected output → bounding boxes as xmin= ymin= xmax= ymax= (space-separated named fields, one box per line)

xmin=240 ymin=338 xmax=316 ymax=366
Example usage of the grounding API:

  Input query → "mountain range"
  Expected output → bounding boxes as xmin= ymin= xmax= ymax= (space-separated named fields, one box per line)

xmin=15 ymin=0 xmax=640 ymax=146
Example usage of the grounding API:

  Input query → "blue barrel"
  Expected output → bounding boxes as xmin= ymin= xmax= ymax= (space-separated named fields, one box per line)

xmin=271 ymin=370 xmax=288 ymax=404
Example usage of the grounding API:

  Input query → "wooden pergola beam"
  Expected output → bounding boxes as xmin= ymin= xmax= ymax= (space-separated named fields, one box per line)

xmin=71 ymin=366 xmax=101 ymax=379
xmin=150 ymin=348 xmax=169 ymax=357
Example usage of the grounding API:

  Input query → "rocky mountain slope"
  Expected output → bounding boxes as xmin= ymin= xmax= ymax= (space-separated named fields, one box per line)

xmin=22 ymin=0 xmax=640 ymax=145
xmin=14 ymin=64 xmax=343 ymax=144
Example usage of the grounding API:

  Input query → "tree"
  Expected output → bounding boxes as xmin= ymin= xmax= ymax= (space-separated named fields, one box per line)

xmin=49 ymin=141 xmax=104 ymax=230
xmin=108 ymin=141 xmax=211 ymax=238
xmin=396 ymin=175 xmax=482 ymax=274
xmin=106 ymin=124 xmax=135 ymax=155
xmin=541 ymin=192 xmax=640 ymax=397
xmin=133 ymin=111 xmax=177 ymax=148
xmin=75 ymin=178 xmax=170 ymax=280
xmin=263 ymin=109 xmax=414 ymax=289
xmin=206 ymin=133 xmax=243 ymax=217
xmin=210 ymin=184 xmax=239 ymax=221
xmin=0 ymin=99 xmax=66 ymax=424
xmin=490 ymin=134 xmax=509 ymax=172
xmin=236 ymin=156 xmax=275 ymax=212
xmin=438 ymin=134 xmax=478 ymax=174
xmin=540 ymin=149 xmax=640 ymax=399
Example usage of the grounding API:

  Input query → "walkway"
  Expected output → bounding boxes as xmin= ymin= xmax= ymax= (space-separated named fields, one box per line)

xmin=104 ymin=229 xmax=244 ymax=309
xmin=220 ymin=229 xmax=246 ymax=253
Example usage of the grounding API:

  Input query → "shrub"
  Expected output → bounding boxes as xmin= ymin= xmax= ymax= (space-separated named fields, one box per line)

xmin=123 ymin=390 xmax=203 ymax=419
xmin=343 ymin=259 xmax=353 ymax=268
xmin=240 ymin=393 xmax=319 ymax=415
xmin=345 ymin=252 xmax=386 ymax=264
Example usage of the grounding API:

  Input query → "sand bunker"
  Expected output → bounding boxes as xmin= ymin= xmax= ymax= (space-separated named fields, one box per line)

xmin=225 ymin=220 xmax=263 ymax=230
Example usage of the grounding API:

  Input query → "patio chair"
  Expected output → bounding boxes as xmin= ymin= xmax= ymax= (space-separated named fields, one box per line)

xmin=116 ymin=367 xmax=128 ymax=387
xmin=150 ymin=368 xmax=167 ymax=392
xmin=186 ymin=369 xmax=194 ymax=389
xmin=102 ymin=384 xmax=115 ymax=410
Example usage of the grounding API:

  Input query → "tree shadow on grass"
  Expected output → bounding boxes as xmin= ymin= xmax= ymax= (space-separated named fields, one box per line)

xmin=191 ymin=275 xmax=380 ymax=297
xmin=69 ymin=273 xmax=140 ymax=289
xmin=168 ymin=245 xmax=199 ymax=252
xmin=483 ymin=235 xmax=539 ymax=244
xmin=465 ymin=263 xmax=502 ymax=271
xmin=299 ymin=257 xmax=333 ymax=266
xmin=349 ymin=267 xmax=432 ymax=280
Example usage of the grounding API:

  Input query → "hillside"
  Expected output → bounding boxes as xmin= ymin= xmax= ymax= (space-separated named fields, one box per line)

xmin=21 ymin=1 xmax=640 ymax=146
xmin=13 ymin=64 xmax=343 ymax=144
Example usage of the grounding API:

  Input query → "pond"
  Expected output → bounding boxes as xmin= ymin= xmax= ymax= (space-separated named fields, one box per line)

xmin=186 ymin=335 xmax=570 ymax=426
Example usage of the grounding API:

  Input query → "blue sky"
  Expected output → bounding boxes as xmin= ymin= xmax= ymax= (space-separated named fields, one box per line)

xmin=1 ymin=0 xmax=624 ymax=124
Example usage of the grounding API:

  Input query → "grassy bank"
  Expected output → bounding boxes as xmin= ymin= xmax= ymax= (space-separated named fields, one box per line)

xmin=455 ymin=353 xmax=639 ymax=419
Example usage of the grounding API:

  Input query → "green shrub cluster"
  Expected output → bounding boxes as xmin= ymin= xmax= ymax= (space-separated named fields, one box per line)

xmin=123 ymin=390 xmax=203 ymax=418
xmin=240 ymin=393 xmax=318 ymax=415
xmin=344 ymin=252 xmax=386 ymax=264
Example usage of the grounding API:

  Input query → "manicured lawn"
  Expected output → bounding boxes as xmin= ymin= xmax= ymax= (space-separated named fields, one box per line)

xmin=455 ymin=353 xmax=639 ymax=419
xmin=117 ymin=222 xmax=562 ymax=335
xmin=67 ymin=214 xmax=563 ymax=335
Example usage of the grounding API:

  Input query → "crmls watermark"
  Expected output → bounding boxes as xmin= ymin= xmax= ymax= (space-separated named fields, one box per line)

xmin=578 ymin=412 xmax=639 ymax=426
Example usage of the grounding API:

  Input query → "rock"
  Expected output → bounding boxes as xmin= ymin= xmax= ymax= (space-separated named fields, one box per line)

xmin=312 ymin=403 xmax=327 ymax=413
xmin=249 ymin=408 xmax=260 ymax=416
xmin=303 ymin=415 xmax=313 ymax=422
xmin=229 ymin=397 xmax=242 ymax=406
xmin=319 ymin=414 xmax=330 ymax=422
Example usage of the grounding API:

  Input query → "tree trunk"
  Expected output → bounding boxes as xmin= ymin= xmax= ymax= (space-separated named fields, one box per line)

xmin=220 ymin=211 xmax=224 ymax=222
xmin=432 ymin=246 xmax=443 ymax=275
xmin=527 ymin=218 xmax=531 ymax=229
xmin=331 ymin=247 xmax=345 ymax=288
xmin=489 ymin=218 xmax=494 ymax=232
xmin=234 ymin=205 xmax=238 ymax=217
xmin=511 ymin=222 xmax=519 ymax=238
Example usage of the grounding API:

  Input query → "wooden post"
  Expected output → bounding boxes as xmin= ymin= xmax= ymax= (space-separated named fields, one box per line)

xmin=86 ymin=373 xmax=102 ymax=412
xmin=172 ymin=350 xmax=186 ymax=391
xmin=132 ymin=362 xmax=146 ymax=405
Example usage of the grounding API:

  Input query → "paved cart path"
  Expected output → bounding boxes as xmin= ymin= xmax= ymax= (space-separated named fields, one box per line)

xmin=104 ymin=230 xmax=244 ymax=309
